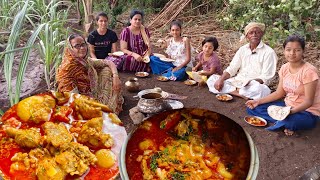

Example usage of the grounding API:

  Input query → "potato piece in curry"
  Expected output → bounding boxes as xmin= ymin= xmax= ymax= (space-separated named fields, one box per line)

xmin=36 ymin=157 xmax=67 ymax=180
xmin=17 ymin=95 xmax=56 ymax=123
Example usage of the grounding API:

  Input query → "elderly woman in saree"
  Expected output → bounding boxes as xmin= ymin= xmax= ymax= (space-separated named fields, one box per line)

xmin=56 ymin=34 xmax=123 ymax=114
xmin=119 ymin=10 xmax=151 ymax=72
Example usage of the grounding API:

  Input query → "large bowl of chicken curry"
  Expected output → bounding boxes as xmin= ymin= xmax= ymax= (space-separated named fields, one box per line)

xmin=120 ymin=108 xmax=256 ymax=180
xmin=0 ymin=92 xmax=127 ymax=180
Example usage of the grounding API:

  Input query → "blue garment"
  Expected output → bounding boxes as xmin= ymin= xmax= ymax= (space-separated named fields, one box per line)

xmin=150 ymin=56 xmax=187 ymax=81
xmin=246 ymin=101 xmax=318 ymax=131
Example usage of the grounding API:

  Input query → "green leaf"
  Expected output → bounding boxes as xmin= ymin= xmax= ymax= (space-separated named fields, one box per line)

xmin=15 ymin=23 xmax=45 ymax=104
xmin=3 ymin=0 xmax=29 ymax=106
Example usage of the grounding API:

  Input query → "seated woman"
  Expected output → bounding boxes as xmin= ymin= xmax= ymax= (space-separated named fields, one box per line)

xmin=246 ymin=35 xmax=320 ymax=136
xmin=150 ymin=20 xmax=192 ymax=81
xmin=87 ymin=12 xmax=118 ymax=59
xmin=56 ymin=34 xmax=123 ymax=114
xmin=119 ymin=10 xmax=151 ymax=72
xmin=191 ymin=37 xmax=222 ymax=85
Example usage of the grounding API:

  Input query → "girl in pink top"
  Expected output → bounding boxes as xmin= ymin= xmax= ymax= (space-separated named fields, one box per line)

xmin=246 ymin=35 xmax=319 ymax=136
xmin=193 ymin=37 xmax=222 ymax=75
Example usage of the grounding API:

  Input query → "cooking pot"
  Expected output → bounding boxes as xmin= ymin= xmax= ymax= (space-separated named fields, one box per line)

xmin=119 ymin=108 xmax=259 ymax=180
xmin=137 ymin=92 xmax=165 ymax=113
xmin=125 ymin=77 xmax=140 ymax=92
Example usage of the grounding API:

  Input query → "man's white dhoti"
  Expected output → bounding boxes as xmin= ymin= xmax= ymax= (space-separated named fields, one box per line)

xmin=207 ymin=74 xmax=271 ymax=99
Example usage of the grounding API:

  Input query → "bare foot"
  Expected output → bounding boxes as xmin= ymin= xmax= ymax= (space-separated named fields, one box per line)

xmin=230 ymin=90 xmax=249 ymax=100
xmin=284 ymin=129 xmax=294 ymax=136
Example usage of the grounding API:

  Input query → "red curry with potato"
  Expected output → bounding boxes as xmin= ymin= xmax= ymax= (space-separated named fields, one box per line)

xmin=0 ymin=92 xmax=123 ymax=180
xmin=125 ymin=109 xmax=251 ymax=180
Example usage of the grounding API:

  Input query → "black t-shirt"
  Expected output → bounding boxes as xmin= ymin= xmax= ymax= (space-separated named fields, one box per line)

xmin=87 ymin=29 xmax=118 ymax=59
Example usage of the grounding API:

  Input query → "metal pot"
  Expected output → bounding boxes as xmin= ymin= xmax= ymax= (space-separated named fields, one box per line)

xmin=125 ymin=77 xmax=140 ymax=92
xmin=137 ymin=92 xmax=165 ymax=114
xmin=120 ymin=108 xmax=259 ymax=180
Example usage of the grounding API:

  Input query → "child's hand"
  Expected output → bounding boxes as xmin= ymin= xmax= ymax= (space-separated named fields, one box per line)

xmin=198 ymin=71 xmax=206 ymax=75
xmin=192 ymin=67 xmax=197 ymax=72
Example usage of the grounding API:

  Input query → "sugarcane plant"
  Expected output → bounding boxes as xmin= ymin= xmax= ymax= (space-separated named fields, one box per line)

xmin=0 ymin=0 xmax=71 ymax=116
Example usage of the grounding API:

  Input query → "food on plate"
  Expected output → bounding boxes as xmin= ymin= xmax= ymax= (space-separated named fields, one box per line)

xmin=184 ymin=79 xmax=197 ymax=85
xmin=16 ymin=95 xmax=56 ymax=123
xmin=0 ymin=92 xmax=126 ymax=180
xmin=125 ymin=109 xmax=251 ymax=180
xmin=53 ymin=91 xmax=71 ymax=105
xmin=245 ymin=116 xmax=267 ymax=126
xmin=186 ymin=71 xmax=207 ymax=83
xmin=135 ymin=72 xmax=149 ymax=77
xmin=72 ymin=94 xmax=112 ymax=120
xmin=95 ymin=149 xmax=116 ymax=168
xmin=43 ymin=122 xmax=73 ymax=147
xmin=77 ymin=117 xmax=114 ymax=149
xmin=108 ymin=113 xmax=122 ymax=125
xmin=157 ymin=76 xmax=169 ymax=82
xmin=216 ymin=94 xmax=233 ymax=101
xmin=267 ymin=105 xmax=291 ymax=121
xmin=5 ymin=127 xmax=41 ymax=148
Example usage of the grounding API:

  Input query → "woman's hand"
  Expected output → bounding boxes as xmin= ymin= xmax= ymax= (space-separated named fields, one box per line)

xmin=132 ymin=53 xmax=143 ymax=61
xmin=245 ymin=100 xmax=260 ymax=109
xmin=112 ymin=75 xmax=121 ymax=92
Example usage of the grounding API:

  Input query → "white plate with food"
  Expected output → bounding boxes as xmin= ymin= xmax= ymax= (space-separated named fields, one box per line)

xmin=157 ymin=76 xmax=169 ymax=82
xmin=244 ymin=116 xmax=267 ymax=127
xmin=135 ymin=71 xmax=149 ymax=78
xmin=216 ymin=94 xmax=233 ymax=101
xmin=184 ymin=79 xmax=197 ymax=86
xmin=165 ymin=100 xmax=184 ymax=109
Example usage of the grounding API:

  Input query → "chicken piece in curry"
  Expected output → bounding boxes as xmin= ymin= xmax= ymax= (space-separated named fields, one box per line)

xmin=42 ymin=122 xmax=73 ymax=148
xmin=77 ymin=117 xmax=114 ymax=149
xmin=73 ymin=95 xmax=112 ymax=120
xmin=5 ymin=127 xmax=42 ymax=148
xmin=10 ymin=148 xmax=50 ymax=173
xmin=55 ymin=142 xmax=97 ymax=176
